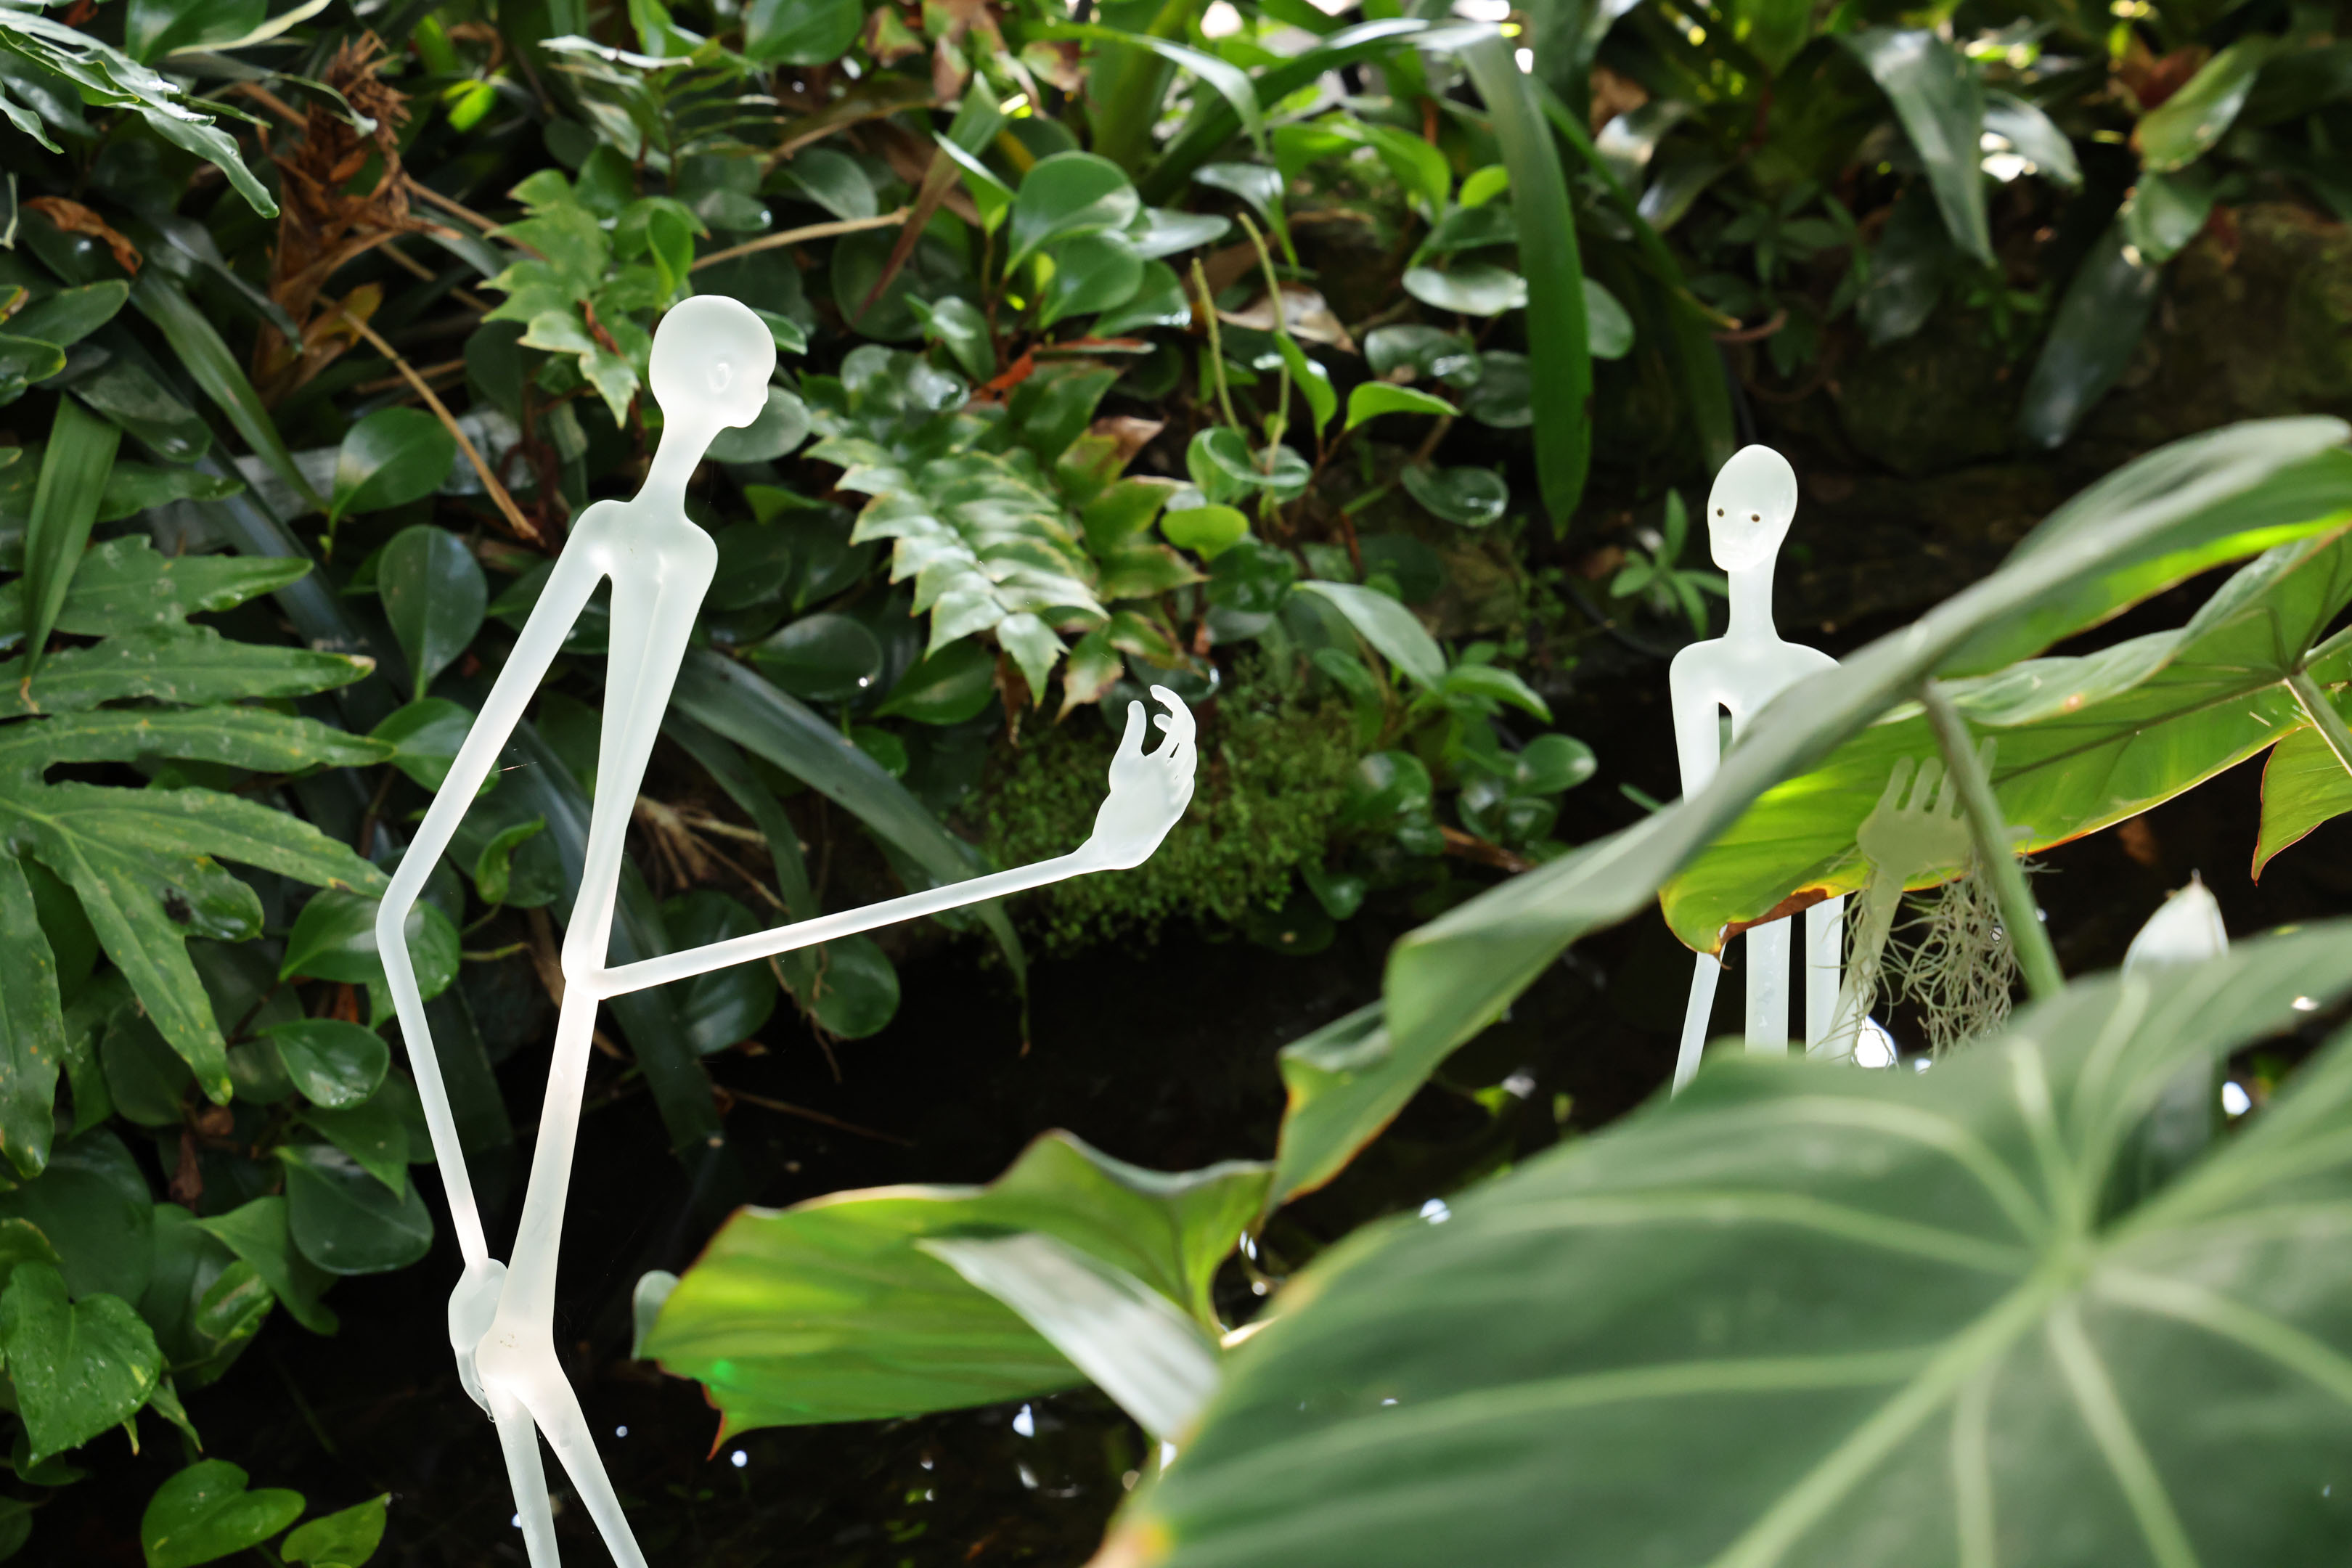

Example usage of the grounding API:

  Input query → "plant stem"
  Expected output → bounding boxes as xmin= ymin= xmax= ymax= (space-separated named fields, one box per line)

xmin=1921 ymin=681 xmax=2063 ymax=1003
xmin=1233 ymin=212 xmax=1290 ymax=465
xmin=2287 ymin=667 xmax=2352 ymax=775
xmin=1191 ymin=258 xmax=1241 ymax=432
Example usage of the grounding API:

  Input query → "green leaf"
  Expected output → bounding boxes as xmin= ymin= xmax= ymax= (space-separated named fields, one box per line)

xmin=1582 ymin=277 xmax=1634 ymax=359
xmin=875 ymin=640 xmax=996 ymax=725
xmin=1009 ymin=153 xmax=1142 ymax=269
xmin=280 ymin=889 xmax=460 ymax=1002
xmin=471 ymin=818 xmax=546 ymax=907
xmin=1092 ymin=261 xmax=1191 ymax=338
xmin=1186 ymin=427 xmax=1310 ymax=504
xmin=332 ymin=410 xmax=454 ymax=525
xmin=20 ymin=397 xmax=121 ymax=677
xmin=671 ymin=650 xmax=1026 ymax=984
xmin=645 ymin=1132 xmax=1266 ymax=1432
xmin=2255 ymin=721 xmax=2352 ymax=878
xmin=369 ymin=698 xmax=475 ymax=791
xmin=299 ymin=1096 xmax=407 ymax=1193
xmin=747 ymin=612 xmax=885 ymax=702
xmin=0 ymin=626 xmax=357 ymax=719
xmin=0 ymin=1263 xmax=160 ymax=1464
xmin=7 ymin=281 xmax=128 ymax=350
xmin=1038 ymin=232 xmax=1145 ymax=330
xmin=1401 ymin=464 xmax=1509 ymax=528
xmin=1842 ymin=28 xmax=1993 ymax=266
xmin=2137 ymin=37 xmax=2275 ymax=172
xmin=742 ymin=0 xmax=861 ymax=65
xmin=706 ymin=386 xmax=812 ymax=465
xmin=100 ymin=1010 xmax=192 ymax=1126
xmin=140 ymin=1460 xmax=305 ymax=1568
xmin=95 ymin=462 xmax=242 ymax=523
xmin=1516 ymin=732 xmax=1597 ymax=793
xmin=1401 ymin=263 xmax=1526 ymax=317
xmin=126 ymin=0 xmax=261 ymax=62
xmin=1161 ymin=506 xmax=1250 ymax=560
xmin=1049 ymin=23 xmax=1265 ymax=155
xmin=279 ymin=1495 xmax=388 ymax=1568
xmin=0 ymin=854 xmax=65 ymax=1178
xmin=0 ymin=1130 xmax=152 ymax=1302
xmin=375 ymin=525 xmax=485 ymax=698
xmin=0 ymin=333 xmax=66 ymax=402
xmin=1983 ymin=91 xmax=2082 ymax=187
xmin=1115 ymin=927 xmax=2352 ymax=1568
xmin=806 ymin=933 xmax=899 ymax=1038
xmin=1266 ymin=1003 xmax=1412 ymax=1209
xmin=193 ymin=1196 xmax=338 ymax=1335
xmin=1357 ymin=417 xmax=2348 ymax=1140
xmin=261 ymin=1020 xmax=388 ymax=1111
xmin=1346 ymin=383 xmax=1455 ymax=430
xmin=1299 ymin=580 xmax=1445 ymax=689
xmin=0 ymin=537 xmax=310 ymax=647
xmin=277 ymin=1145 xmax=430 ymax=1275
xmin=2119 ymin=166 xmax=2220 ymax=266
xmin=909 ymin=294 xmax=995 ymax=384
xmin=661 ymin=889 xmax=778 ymax=1054
xmin=131 ymin=278 xmax=305 ymax=499
xmin=2018 ymin=218 xmax=2164 ymax=450
xmin=1364 ymin=326 xmax=1479 ymax=386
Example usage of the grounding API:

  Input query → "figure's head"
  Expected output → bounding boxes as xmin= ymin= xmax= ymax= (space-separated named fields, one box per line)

xmin=648 ymin=295 xmax=775 ymax=430
xmin=1705 ymin=444 xmax=1799 ymax=571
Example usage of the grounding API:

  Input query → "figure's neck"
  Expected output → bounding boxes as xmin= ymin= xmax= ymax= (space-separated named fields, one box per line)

xmin=635 ymin=417 xmax=719 ymax=512
xmin=1725 ymin=557 xmax=1778 ymax=643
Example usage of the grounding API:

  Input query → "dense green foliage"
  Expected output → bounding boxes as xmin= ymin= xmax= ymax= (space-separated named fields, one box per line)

xmin=0 ymin=0 xmax=2348 ymax=1552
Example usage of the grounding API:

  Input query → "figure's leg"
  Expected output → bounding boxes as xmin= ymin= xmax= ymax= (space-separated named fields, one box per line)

xmin=1804 ymin=897 xmax=1845 ymax=1052
xmin=1673 ymin=951 xmax=1721 ymax=1093
xmin=486 ymin=1382 xmax=562 ymax=1567
xmin=506 ymin=1348 xmax=650 ymax=1568
xmin=1745 ymin=918 xmax=1791 ymax=1053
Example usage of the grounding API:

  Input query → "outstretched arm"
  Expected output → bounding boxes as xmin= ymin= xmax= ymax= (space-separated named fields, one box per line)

xmin=592 ymin=687 xmax=1197 ymax=1000
xmin=374 ymin=529 xmax=609 ymax=1268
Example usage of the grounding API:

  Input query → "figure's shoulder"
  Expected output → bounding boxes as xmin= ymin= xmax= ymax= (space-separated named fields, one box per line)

xmin=1668 ymin=637 xmax=1727 ymax=681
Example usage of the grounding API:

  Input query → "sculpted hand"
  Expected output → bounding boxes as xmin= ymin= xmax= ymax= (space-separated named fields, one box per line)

xmin=1083 ymin=686 xmax=1196 ymax=870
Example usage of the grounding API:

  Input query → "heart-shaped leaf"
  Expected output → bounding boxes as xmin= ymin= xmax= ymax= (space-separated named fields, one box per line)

xmin=0 ymin=1262 xmax=161 ymax=1463
xmin=141 ymin=1460 xmax=306 ymax=1568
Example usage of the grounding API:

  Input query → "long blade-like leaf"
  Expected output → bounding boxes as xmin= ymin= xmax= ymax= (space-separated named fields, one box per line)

xmin=20 ymin=396 xmax=121 ymax=679
xmin=132 ymin=277 xmax=320 ymax=511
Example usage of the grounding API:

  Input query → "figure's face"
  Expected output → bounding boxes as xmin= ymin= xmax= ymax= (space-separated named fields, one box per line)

xmin=1706 ymin=444 xmax=1799 ymax=571
xmin=648 ymin=295 xmax=776 ymax=430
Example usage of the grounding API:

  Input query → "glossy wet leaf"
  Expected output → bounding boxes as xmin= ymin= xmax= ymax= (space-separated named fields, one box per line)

xmin=1039 ymin=232 xmax=1144 ymax=330
xmin=647 ymin=1132 xmax=1266 ymax=1432
xmin=49 ymin=353 xmax=208 ymax=464
xmin=261 ymin=1020 xmax=388 ymax=1111
xmin=661 ymin=889 xmax=779 ymax=1054
xmin=376 ymin=524 xmax=485 ymax=698
xmin=706 ymin=385 xmax=812 ymax=465
xmin=0 ymin=1130 xmax=152 ymax=1302
xmin=281 ymin=889 xmax=460 ymax=1001
xmin=329 ymin=409 xmax=452 ymax=525
xmin=1272 ymin=334 xmax=1335 ymax=436
xmin=94 ymin=462 xmax=241 ymax=523
xmin=471 ymin=817 xmax=547 ymax=907
xmin=279 ymin=1145 xmax=430 ymax=1275
xmin=99 ymin=1010 xmax=192 ymax=1126
xmin=2018 ymin=219 xmax=2163 ymax=451
xmin=140 ymin=1460 xmax=305 ymax=1568
xmin=1842 ymin=28 xmax=1991 ymax=265
xmin=875 ymin=640 xmax=996 ymax=725
xmin=4 ymin=281 xmax=126 ymax=349
xmin=1299 ymin=581 xmax=1445 ymax=690
xmin=0 ymin=853 xmax=64 ymax=1177
xmin=747 ymin=612 xmax=886 ymax=703
xmin=280 ymin=1494 xmax=388 ymax=1568
xmin=2137 ymin=38 xmax=2274 ymax=171
xmin=1364 ymin=326 xmax=1479 ymax=388
xmin=1983 ymin=91 xmax=2081 ymax=187
xmin=1162 ymin=506 xmax=1250 ymax=560
xmin=369 ymin=698 xmax=475 ymax=792
xmin=300 ymin=1097 xmax=407 ymax=1193
xmin=195 ymin=1196 xmax=338 ymax=1335
xmin=0 ymin=1262 xmax=160 ymax=1464
xmin=1401 ymin=464 xmax=1509 ymax=528
xmin=1009 ymin=153 xmax=1140 ymax=268
xmin=807 ymin=934 xmax=899 ymax=1039
xmin=1111 ymin=928 xmax=2352 ymax=1568
xmin=743 ymin=0 xmax=862 ymax=65
xmin=1346 ymin=383 xmax=1455 ymax=430
xmin=2119 ymin=167 xmax=2219 ymax=265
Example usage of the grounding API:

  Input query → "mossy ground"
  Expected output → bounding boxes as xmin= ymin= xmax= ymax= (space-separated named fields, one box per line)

xmin=976 ymin=666 xmax=1357 ymax=954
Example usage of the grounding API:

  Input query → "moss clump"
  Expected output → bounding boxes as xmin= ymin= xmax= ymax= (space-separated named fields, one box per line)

xmin=976 ymin=670 xmax=1356 ymax=954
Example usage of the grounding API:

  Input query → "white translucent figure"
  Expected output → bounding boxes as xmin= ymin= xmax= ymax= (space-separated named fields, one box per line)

xmin=1668 ymin=445 xmax=1843 ymax=1090
xmin=2121 ymin=873 xmax=2229 ymax=974
xmin=372 ymin=295 xmax=1198 ymax=1567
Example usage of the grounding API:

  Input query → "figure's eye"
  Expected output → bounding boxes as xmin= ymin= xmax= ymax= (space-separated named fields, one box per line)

xmin=1750 ymin=513 xmax=1760 ymax=522
xmin=1715 ymin=507 xmax=1724 ymax=516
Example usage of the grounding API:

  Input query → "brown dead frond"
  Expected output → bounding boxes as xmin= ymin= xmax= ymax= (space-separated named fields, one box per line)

xmin=24 ymin=198 xmax=142 ymax=274
xmin=253 ymin=35 xmax=424 ymax=404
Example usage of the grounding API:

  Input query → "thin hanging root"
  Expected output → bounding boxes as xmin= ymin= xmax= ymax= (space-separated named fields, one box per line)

xmin=1884 ymin=855 xmax=2032 ymax=1055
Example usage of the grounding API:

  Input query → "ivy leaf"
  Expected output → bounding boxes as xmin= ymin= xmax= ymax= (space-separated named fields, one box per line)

xmin=139 ymin=1460 xmax=306 ymax=1568
xmin=0 ymin=1262 xmax=161 ymax=1464
xmin=280 ymin=1495 xmax=390 ymax=1568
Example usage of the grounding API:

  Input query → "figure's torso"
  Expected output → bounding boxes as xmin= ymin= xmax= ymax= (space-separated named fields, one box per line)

xmin=1670 ymin=634 xmax=1836 ymax=737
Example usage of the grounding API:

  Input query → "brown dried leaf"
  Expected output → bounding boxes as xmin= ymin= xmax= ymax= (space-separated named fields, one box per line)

xmin=1217 ymin=282 xmax=1357 ymax=354
xmin=23 ymin=199 xmax=142 ymax=274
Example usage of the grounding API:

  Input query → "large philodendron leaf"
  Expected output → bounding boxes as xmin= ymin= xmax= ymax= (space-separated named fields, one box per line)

xmin=1106 ymin=925 xmax=2352 ymax=1567
xmin=1661 ymin=528 xmax=2352 ymax=950
xmin=644 ymin=1132 xmax=1267 ymax=1434
xmin=1347 ymin=418 xmax=2347 ymax=1156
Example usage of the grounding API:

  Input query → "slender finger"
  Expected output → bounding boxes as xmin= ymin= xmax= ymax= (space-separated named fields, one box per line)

xmin=1148 ymin=685 xmax=1196 ymax=753
xmin=1113 ymin=699 xmax=1146 ymax=762
xmin=1909 ymin=759 xmax=1946 ymax=813
xmin=1875 ymin=756 xmax=1915 ymax=817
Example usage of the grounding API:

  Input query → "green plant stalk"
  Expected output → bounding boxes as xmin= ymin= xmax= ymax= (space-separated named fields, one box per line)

xmin=1921 ymin=681 xmax=2064 ymax=1003
xmin=1458 ymin=33 xmax=1589 ymax=534
xmin=2287 ymin=667 xmax=2352 ymax=776
xmin=1192 ymin=258 xmax=1242 ymax=432
xmin=1087 ymin=0 xmax=1200 ymax=173
xmin=1233 ymin=212 xmax=1290 ymax=461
